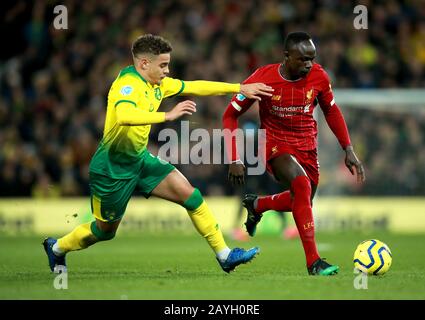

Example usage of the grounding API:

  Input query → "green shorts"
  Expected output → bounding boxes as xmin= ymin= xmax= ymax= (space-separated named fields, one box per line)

xmin=89 ymin=151 xmax=175 ymax=222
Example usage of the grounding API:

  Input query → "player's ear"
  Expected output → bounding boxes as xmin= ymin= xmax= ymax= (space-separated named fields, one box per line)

xmin=283 ymin=50 xmax=289 ymax=62
xmin=137 ymin=57 xmax=150 ymax=70
xmin=142 ymin=59 xmax=150 ymax=70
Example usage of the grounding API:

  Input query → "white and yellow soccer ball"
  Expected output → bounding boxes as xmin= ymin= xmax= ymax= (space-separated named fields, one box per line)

xmin=353 ymin=239 xmax=392 ymax=275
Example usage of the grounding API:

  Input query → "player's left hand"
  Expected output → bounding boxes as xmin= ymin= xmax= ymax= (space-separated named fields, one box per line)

xmin=344 ymin=146 xmax=365 ymax=183
xmin=240 ymin=83 xmax=274 ymax=101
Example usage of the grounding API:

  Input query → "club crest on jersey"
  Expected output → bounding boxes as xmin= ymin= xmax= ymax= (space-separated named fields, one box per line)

xmin=306 ymin=89 xmax=313 ymax=101
xmin=236 ymin=94 xmax=246 ymax=101
xmin=271 ymin=95 xmax=281 ymax=101
xmin=120 ymin=85 xmax=133 ymax=96
xmin=154 ymin=88 xmax=162 ymax=100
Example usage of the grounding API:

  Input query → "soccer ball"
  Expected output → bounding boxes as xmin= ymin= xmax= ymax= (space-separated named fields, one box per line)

xmin=353 ymin=239 xmax=392 ymax=275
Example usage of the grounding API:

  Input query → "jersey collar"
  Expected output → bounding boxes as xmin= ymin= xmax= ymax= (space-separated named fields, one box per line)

xmin=278 ymin=64 xmax=304 ymax=82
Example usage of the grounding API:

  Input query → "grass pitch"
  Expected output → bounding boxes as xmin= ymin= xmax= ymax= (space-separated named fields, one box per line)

xmin=1 ymin=232 xmax=424 ymax=300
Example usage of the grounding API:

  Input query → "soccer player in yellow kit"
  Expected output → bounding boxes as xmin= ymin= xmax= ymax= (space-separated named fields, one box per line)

xmin=43 ymin=34 xmax=274 ymax=273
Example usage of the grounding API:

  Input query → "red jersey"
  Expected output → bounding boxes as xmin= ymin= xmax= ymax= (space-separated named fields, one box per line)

xmin=223 ymin=63 xmax=351 ymax=162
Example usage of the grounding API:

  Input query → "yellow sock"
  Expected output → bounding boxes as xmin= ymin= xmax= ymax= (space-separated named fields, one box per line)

xmin=187 ymin=201 xmax=228 ymax=253
xmin=57 ymin=222 xmax=98 ymax=253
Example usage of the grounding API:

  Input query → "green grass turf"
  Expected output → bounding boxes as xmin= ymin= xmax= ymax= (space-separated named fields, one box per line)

xmin=0 ymin=232 xmax=424 ymax=300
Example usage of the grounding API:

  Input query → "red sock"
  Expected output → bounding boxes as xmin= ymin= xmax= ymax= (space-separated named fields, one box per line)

xmin=291 ymin=176 xmax=320 ymax=267
xmin=255 ymin=191 xmax=292 ymax=213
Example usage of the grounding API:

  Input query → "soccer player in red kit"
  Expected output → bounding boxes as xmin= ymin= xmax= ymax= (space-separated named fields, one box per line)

xmin=222 ymin=32 xmax=366 ymax=275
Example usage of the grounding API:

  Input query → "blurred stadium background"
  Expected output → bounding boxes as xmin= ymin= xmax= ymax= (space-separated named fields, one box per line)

xmin=0 ymin=0 xmax=425 ymax=300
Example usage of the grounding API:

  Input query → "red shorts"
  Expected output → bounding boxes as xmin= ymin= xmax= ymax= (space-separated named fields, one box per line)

xmin=265 ymin=144 xmax=319 ymax=186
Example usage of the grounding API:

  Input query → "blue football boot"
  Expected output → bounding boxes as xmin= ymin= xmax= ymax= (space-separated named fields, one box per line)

xmin=43 ymin=237 xmax=67 ymax=273
xmin=218 ymin=247 xmax=260 ymax=273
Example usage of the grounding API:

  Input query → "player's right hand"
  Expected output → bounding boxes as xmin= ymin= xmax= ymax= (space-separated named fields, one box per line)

xmin=240 ymin=83 xmax=274 ymax=101
xmin=228 ymin=162 xmax=246 ymax=186
xmin=165 ymin=100 xmax=197 ymax=121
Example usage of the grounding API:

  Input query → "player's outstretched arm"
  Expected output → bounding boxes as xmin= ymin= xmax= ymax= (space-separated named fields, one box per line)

xmin=116 ymin=100 xmax=196 ymax=125
xmin=240 ymin=83 xmax=274 ymax=101
xmin=181 ymin=80 xmax=273 ymax=100
xmin=344 ymin=145 xmax=366 ymax=183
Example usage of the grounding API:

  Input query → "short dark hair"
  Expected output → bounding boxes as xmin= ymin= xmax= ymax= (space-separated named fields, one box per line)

xmin=131 ymin=34 xmax=172 ymax=58
xmin=283 ymin=32 xmax=312 ymax=51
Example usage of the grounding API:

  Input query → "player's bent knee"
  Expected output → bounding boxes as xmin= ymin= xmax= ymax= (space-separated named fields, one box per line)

xmin=182 ymin=188 xmax=204 ymax=210
xmin=291 ymin=175 xmax=312 ymax=195
xmin=90 ymin=221 xmax=116 ymax=241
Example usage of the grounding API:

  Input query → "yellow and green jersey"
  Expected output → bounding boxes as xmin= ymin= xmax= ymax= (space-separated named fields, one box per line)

xmin=89 ymin=65 xmax=185 ymax=179
xmin=89 ymin=65 xmax=240 ymax=179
